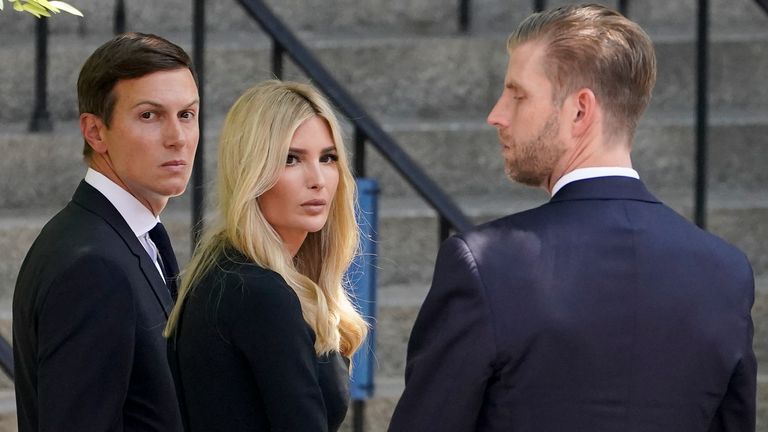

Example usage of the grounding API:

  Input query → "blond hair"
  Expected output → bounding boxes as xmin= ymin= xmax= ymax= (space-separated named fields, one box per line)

xmin=165 ymin=80 xmax=367 ymax=358
xmin=508 ymin=3 xmax=656 ymax=137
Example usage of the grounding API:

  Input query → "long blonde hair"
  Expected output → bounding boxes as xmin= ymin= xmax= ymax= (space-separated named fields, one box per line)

xmin=165 ymin=80 xmax=367 ymax=358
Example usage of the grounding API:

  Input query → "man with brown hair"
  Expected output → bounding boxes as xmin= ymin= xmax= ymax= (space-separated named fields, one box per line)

xmin=13 ymin=33 xmax=198 ymax=431
xmin=389 ymin=4 xmax=755 ymax=431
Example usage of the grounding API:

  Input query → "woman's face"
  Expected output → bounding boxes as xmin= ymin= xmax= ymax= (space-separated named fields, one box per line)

xmin=260 ymin=115 xmax=340 ymax=255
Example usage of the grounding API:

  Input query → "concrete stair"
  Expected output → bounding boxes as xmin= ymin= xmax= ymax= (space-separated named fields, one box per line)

xmin=1 ymin=0 xmax=767 ymax=430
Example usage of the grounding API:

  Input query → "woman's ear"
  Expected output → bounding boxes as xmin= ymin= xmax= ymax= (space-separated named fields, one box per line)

xmin=80 ymin=113 xmax=108 ymax=154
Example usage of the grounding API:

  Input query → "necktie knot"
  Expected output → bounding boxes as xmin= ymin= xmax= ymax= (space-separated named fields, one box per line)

xmin=149 ymin=222 xmax=179 ymax=300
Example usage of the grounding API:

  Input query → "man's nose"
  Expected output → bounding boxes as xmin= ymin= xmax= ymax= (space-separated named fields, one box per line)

xmin=487 ymin=98 xmax=506 ymax=127
xmin=165 ymin=118 xmax=188 ymax=147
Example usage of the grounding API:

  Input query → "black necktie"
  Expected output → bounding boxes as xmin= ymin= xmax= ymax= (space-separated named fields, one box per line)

xmin=149 ymin=222 xmax=179 ymax=300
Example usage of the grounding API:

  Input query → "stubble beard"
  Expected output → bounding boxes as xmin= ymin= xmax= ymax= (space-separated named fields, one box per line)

xmin=503 ymin=111 xmax=566 ymax=188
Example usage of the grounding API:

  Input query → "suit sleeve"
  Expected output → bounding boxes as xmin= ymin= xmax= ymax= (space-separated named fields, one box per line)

xmin=227 ymin=272 xmax=329 ymax=432
xmin=37 ymin=254 xmax=136 ymax=432
xmin=708 ymin=260 xmax=757 ymax=432
xmin=388 ymin=235 xmax=497 ymax=432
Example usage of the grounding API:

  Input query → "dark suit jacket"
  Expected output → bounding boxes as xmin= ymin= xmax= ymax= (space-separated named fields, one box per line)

xmin=13 ymin=181 xmax=182 ymax=432
xmin=389 ymin=177 xmax=756 ymax=432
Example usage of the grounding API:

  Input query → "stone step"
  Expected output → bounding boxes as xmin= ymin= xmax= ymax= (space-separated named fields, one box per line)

xmin=753 ymin=279 xmax=768 ymax=372
xmin=339 ymin=378 xmax=401 ymax=432
xmin=0 ymin=0 xmax=765 ymax=37
xmin=0 ymin=391 xmax=16 ymax=432
xmin=2 ymin=30 xmax=768 ymax=123
xmin=2 ymin=107 xmax=767 ymax=209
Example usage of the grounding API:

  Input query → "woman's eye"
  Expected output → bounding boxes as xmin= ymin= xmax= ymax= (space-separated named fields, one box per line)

xmin=321 ymin=154 xmax=339 ymax=164
xmin=286 ymin=154 xmax=299 ymax=166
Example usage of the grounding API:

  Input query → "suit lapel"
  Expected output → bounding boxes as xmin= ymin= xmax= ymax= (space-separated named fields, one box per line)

xmin=71 ymin=181 xmax=174 ymax=316
xmin=550 ymin=176 xmax=661 ymax=204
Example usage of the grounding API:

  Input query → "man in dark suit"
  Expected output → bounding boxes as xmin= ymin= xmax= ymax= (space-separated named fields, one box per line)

xmin=13 ymin=33 xmax=198 ymax=431
xmin=389 ymin=5 xmax=755 ymax=431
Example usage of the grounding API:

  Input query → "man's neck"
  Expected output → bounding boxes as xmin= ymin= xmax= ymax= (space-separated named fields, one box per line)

xmin=546 ymin=134 xmax=633 ymax=193
xmin=88 ymin=158 xmax=167 ymax=216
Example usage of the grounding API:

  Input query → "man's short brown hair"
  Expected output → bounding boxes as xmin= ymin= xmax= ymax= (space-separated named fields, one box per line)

xmin=77 ymin=32 xmax=197 ymax=159
xmin=508 ymin=3 xmax=656 ymax=138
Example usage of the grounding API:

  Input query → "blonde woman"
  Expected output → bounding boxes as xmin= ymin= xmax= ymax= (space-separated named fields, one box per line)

xmin=164 ymin=80 xmax=368 ymax=431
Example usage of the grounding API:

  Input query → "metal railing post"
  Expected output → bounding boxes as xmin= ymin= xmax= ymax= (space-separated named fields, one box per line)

xmin=114 ymin=0 xmax=126 ymax=34
xmin=459 ymin=0 xmax=470 ymax=33
xmin=272 ymin=42 xmax=284 ymax=79
xmin=354 ymin=127 xmax=366 ymax=178
xmin=618 ymin=0 xmax=629 ymax=16
xmin=439 ymin=216 xmax=451 ymax=243
xmin=694 ymin=0 xmax=709 ymax=229
xmin=192 ymin=0 xmax=206 ymax=247
xmin=30 ymin=18 xmax=53 ymax=132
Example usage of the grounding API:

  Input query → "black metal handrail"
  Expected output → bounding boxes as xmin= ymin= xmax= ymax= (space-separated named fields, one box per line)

xmin=695 ymin=0 xmax=709 ymax=228
xmin=228 ymin=0 xmax=474 ymax=238
xmin=757 ymin=0 xmax=768 ymax=14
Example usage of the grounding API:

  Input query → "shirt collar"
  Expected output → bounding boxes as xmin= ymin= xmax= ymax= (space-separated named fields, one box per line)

xmin=551 ymin=167 xmax=640 ymax=197
xmin=84 ymin=168 xmax=160 ymax=237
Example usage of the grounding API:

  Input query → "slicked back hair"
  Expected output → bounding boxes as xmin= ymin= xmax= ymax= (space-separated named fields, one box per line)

xmin=508 ymin=3 xmax=656 ymax=138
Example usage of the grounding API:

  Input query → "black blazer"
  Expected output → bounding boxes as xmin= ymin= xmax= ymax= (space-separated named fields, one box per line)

xmin=169 ymin=250 xmax=350 ymax=432
xmin=389 ymin=177 xmax=755 ymax=432
xmin=13 ymin=181 xmax=182 ymax=432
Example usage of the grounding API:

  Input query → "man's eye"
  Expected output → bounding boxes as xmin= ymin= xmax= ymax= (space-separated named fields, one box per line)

xmin=140 ymin=112 xmax=155 ymax=120
xmin=180 ymin=111 xmax=196 ymax=120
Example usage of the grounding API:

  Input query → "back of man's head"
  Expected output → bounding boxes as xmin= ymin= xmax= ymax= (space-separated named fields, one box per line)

xmin=77 ymin=32 xmax=197 ymax=160
xmin=508 ymin=3 xmax=656 ymax=138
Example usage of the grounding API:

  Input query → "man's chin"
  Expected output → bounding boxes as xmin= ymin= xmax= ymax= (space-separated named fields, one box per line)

xmin=505 ymin=167 xmax=545 ymax=188
xmin=158 ymin=183 xmax=189 ymax=199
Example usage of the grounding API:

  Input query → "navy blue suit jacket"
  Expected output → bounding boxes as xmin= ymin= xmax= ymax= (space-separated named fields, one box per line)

xmin=389 ymin=177 xmax=755 ymax=432
xmin=13 ymin=181 xmax=182 ymax=432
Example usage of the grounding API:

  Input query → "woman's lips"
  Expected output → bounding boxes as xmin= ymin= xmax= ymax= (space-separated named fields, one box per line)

xmin=301 ymin=199 xmax=327 ymax=214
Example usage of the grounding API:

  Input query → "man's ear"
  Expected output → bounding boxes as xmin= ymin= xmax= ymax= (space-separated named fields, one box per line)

xmin=570 ymin=88 xmax=597 ymax=137
xmin=80 ymin=113 xmax=108 ymax=154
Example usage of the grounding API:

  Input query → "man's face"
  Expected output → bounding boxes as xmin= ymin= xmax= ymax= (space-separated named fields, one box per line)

xmin=487 ymin=41 xmax=567 ymax=188
xmin=95 ymin=68 xmax=199 ymax=211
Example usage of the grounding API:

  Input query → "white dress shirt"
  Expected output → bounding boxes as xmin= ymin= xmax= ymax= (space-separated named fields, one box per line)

xmin=551 ymin=167 xmax=640 ymax=197
xmin=84 ymin=168 xmax=165 ymax=278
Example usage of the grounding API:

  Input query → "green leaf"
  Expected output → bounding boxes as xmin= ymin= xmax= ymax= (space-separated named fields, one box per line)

xmin=34 ymin=0 xmax=61 ymax=13
xmin=12 ymin=1 xmax=24 ymax=12
xmin=48 ymin=0 xmax=82 ymax=16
